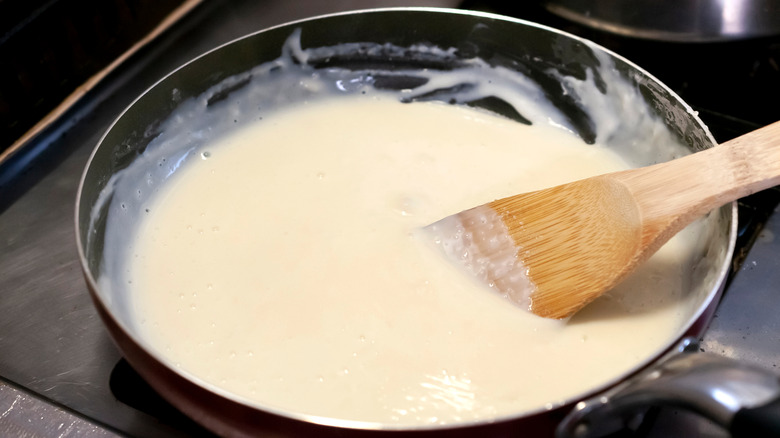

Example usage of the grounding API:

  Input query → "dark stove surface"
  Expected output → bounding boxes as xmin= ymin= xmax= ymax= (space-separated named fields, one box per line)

xmin=1 ymin=1 xmax=778 ymax=437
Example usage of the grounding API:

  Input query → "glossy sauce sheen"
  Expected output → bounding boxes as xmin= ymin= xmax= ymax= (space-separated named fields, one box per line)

xmin=128 ymin=96 xmax=700 ymax=426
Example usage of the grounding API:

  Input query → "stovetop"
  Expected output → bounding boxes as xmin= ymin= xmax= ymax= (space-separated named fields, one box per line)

xmin=1 ymin=1 xmax=778 ymax=437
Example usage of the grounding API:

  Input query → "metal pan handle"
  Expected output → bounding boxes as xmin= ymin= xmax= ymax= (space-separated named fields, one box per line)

xmin=556 ymin=338 xmax=780 ymax=438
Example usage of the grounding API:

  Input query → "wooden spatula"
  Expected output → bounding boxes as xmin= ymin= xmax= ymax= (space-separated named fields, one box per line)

xmin=426 ymin=121 xmax=780 ymax=319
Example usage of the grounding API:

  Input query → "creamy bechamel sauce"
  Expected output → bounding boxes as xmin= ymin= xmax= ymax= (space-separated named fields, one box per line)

xmin=126 ymin=96 xmax=702 ymax=426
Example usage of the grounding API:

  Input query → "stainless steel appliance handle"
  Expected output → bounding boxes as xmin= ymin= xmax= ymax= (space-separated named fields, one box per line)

xmin=557 ymin=338 xmax=780 ymax=438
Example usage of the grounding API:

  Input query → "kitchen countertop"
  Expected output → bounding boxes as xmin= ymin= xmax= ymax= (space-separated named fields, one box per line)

xmin=1 ymin=1 xmax=778 ymax=436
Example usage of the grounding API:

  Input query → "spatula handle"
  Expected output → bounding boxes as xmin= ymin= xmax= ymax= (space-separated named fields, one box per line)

xmin=614 ymin=120 xmax=780 ymax=246
xmin=720 ymin=120 xmax=780 ymax=195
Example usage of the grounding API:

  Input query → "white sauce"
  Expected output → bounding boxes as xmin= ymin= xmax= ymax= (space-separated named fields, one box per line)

xmin=94 ymin=28 xmax=726 ymax=428
xmin=127 ymin=96 xmax=701 ymax=426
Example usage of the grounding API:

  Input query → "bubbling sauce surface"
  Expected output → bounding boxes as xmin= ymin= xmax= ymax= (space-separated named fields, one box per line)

xmin=127 ymin=96 xmax=700 ymax=425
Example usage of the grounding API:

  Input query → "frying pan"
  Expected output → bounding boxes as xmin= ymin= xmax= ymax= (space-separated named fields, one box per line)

xmin=75 ymin=8 xmax=780 ymax=437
